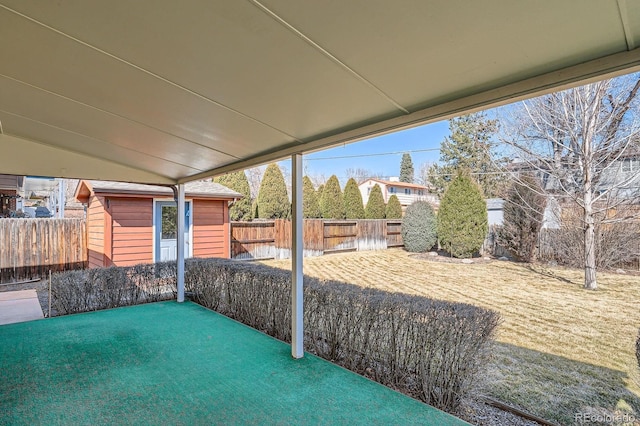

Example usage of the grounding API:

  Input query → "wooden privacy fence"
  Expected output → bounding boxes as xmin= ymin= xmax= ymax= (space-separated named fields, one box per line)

xmin=231 ymin=219 xmax=403 ymax=260
xmin=0 ymin=219 xmax=87 ymax=284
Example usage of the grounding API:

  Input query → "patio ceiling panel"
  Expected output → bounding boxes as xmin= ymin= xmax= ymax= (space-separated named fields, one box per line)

xmin=0 ymin=112 xmax=198 ymax=182
xmin=0 ymin=5 xmax=299 ymax=177
xmin=0 ymin=134 xmax=174 ymax=184
xmin=0 ymin=1 xmax=639 ymax=184
xmin=259 ymin=0 xmax=630 ymax=110
xmin=0 ymin=77 xmax=226 ymax=177
xmin=1 ymin=1 xmax=405 ymax=139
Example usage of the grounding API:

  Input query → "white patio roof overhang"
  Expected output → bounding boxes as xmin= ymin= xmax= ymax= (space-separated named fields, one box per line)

xmin=2 ymin=1 xmax=640 ymax=358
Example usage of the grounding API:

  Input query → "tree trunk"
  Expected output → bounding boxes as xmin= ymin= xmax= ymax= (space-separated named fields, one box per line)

xmin=584 ymin=217 xmax=597 ymax=289
xmin=583 ymin=191 xmax=597 ymax=289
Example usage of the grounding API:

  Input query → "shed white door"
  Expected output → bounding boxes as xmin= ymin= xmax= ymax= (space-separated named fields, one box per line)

xmin=155 ymin=201 xmax=190 ymax=262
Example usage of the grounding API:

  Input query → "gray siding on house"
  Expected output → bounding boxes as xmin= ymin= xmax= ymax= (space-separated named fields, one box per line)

xmin=486 ymin=198 xmax=504 ymax=226
xmin=0 ymin=175 xmax=20 ymax=190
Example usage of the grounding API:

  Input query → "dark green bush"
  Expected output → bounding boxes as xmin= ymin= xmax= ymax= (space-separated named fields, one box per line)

xmin=402 ymin=201 xmax=437 ymax=252
xmin=365 ymin=184 xmax=386 ymax=219
xmin=343 ymin=178 xmax=365 ymax=219
xmin=437 ymin=173 xmax=488 ymax=258
xmin=214 ymin=171 xmax=252 ymax=221
xmin=321 ymin=175 xmax=345 ymax=219
xmin=50 ymin=258 xmax=500 ymax=415
xmin=257 ymin=163 xmax=290 ymax=219
xmin=497 ymin=176 xmax=546 ymax=261
xmin=316 ymin=184 xmax=324 ymax=203
xmin=385 ymin=194 xmax=403 ymax=219
xmin=400 ymin=152 xmax=414 ymax=183
xmin=303 ymin=176 xmax=321 ymax=218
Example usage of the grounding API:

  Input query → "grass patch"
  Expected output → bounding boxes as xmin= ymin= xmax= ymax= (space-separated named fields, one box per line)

xmin=262 ymin=249 xmax=640 ymax=424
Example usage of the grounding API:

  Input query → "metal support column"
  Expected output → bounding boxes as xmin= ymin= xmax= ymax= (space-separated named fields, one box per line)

xmin=176 ymin=183 xmax=186 ymax=303
xmin=291 ymin=154 xmax=304 ymax=358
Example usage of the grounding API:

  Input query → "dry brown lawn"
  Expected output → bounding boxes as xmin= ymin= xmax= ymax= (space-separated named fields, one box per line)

xmin=262 ymin=249 xmax=640 ymax=425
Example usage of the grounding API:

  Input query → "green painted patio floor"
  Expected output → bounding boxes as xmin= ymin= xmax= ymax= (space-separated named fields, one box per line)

xmin=0 ymin=301 xmax=466 ymax=425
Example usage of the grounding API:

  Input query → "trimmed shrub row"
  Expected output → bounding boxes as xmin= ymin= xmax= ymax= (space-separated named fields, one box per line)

xmin=51 ymin=259 xmax=500 ymax=414
xmin=51 ymin=262 xmax=176 ymax=315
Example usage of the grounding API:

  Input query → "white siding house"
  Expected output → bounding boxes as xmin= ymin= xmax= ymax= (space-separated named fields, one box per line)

xmin=358 ymin=178 xmax=438 ymax=211
xmin=486 ymin=198 xmax=505 ymax=226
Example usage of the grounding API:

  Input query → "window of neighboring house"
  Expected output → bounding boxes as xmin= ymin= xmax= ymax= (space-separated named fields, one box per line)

xmin=389 ymin=187 xmax=396 ymax=193
xmin=542 ymin=172 xmax=550 ymax=189
xmin=367 ymin=188 xmax=371 ymax=195
xmin=622 ymin=158 xmax=637 ymax=172
xmin=417 ymin=190 xmax=424 ymax=196
xmin=404 ymin=188 xmax=411 ymax=195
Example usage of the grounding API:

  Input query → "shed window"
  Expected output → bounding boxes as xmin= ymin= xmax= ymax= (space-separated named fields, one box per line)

xmin=161 ymin=205 xmax=178 ymax=239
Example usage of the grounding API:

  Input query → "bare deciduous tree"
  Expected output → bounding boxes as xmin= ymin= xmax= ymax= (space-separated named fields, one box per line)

xmin=416 ymin=161 xmax=434 ymax=187
xmin=246 ymin=166 xmax=266 ymax=198
xmin=501 ymin=75 xmax=640 ymax=289
xmin=345 ymin=167 xmax=383 ymax=183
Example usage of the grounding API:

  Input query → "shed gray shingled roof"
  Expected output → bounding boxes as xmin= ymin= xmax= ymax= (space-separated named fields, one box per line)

xmin=86 ymin=180 xmax=242 ymax=199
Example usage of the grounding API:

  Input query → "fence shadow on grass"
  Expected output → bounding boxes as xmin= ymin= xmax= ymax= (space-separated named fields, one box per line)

xmin=485 ymin=342 xmax=640 ymax=425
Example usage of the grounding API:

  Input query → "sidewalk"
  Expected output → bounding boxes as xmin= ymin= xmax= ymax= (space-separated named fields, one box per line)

xmin=0 ymin=289 xmax=44 ymax=325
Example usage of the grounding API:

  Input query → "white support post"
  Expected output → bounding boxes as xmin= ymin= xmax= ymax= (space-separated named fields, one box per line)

xmin=176 ymin=184 xmax=186 ymax=303
xmin=291 ymin=153 xmax=304 ymax=359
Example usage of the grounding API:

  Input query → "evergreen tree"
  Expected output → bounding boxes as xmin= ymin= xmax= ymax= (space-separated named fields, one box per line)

xmin=251 ymin=199 xmax=259 ymax=219
xmin=257 ymin=163 xmax=290 ymax=219
xmin=303 ymin=176 xmax=322 ymax=218
xmin=428 ymin=112 xmax=502 ymax=197
xmin=497 ymin=176 xmax=546 ymax=261
xmin=365 ymin=184 xmax=386 ymax=219
xmin=214 ymin=171 xmax=252 ymax=221
xmin=399 ymin=153 xmax=415 ymax=183
xmin=343 ymin=178 xmax=365 ymax=219
xmin=385 ymin=195 xmax=403 ymax=219
xmin=437 ymin=173 xmax=488 ymax=258
xmin=316 ymin=184 xmax=324 ymax=203
xmin=321 ymin=175 xmax=345 ymax=219
xmin=402 ymin=201 xmax=437 ymax=252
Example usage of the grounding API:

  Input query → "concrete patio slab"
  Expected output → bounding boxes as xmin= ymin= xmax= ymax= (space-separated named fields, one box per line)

xmin=0 ymin=289 xmax=44 ymax=325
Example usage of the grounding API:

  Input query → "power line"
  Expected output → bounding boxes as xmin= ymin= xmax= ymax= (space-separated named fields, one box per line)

xmin=304 ymin=147 xmax=440 ymax=161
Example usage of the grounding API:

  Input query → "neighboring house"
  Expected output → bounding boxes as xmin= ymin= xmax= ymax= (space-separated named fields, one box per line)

xmin=0 ymin=174 xmax=24 ymax=217
xmin=597 ymin=155 xmax=640 ymax=200
xmin=484 ymin=197 xmax=560 ymax=229
xmin=64 ymin=179 xmax=85 ymax=218
xmin=358 ymin=178 xmax=438 ymax=211
xmin=75 ymin=180 xmax=241 ymax=268
xmin=509 ymin=154 xmax=640 ymax=201
xmin=486 ymin=198 xmax=505 ymax=226
xmin=22 ymin=177 xmax=65 ymax=218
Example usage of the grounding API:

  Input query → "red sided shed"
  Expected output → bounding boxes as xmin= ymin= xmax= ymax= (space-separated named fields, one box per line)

xmin=75 ymin=180 xmax=241 ymax=268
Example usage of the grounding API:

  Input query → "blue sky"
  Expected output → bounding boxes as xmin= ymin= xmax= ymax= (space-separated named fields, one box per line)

xmin=298 ymin=120 xmax=450 ymax=183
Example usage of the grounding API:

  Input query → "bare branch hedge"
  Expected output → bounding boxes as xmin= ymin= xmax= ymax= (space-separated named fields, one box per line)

xmin=51 ymin=262 xmax=177 ymax=314
xmin=51 ymin=258 xmax=500 ymax=415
